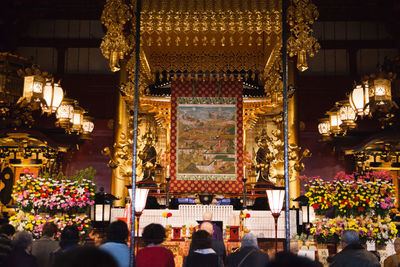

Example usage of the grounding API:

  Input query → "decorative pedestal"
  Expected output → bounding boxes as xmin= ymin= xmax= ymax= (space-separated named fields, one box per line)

xmin=228 ymin=226 xmax=240 ymax=242
xmin=172 ymin=227 xmax=184 ymax=241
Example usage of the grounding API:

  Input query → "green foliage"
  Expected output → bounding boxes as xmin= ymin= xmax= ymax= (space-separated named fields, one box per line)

xmin=70 ymin=167 xmax=96 ymax=183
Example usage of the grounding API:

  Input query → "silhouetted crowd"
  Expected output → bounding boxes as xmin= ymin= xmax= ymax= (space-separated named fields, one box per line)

xmin=0 ymin=219 xmax=392 ymax=267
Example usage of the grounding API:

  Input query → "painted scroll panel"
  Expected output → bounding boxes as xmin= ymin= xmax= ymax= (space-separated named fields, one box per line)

xmin=176 ymin=97 xmax=236 ymax=181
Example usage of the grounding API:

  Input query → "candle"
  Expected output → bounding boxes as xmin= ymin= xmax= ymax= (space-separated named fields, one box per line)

xmin=243 ymin=165 xmax=246 ymax=178
xmin=167 ymin=165 xmax=170 ymax=177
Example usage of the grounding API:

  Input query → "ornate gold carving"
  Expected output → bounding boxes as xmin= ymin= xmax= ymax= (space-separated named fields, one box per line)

xmin=253 ymin=114 xmax=310 ymax=186
xmin=287 ymin=0 xmax=320 ymax=71
xmin=100 ymin=0 xmax=132 ymax=72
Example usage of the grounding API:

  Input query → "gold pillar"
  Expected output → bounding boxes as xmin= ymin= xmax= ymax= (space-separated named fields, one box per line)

xmin=288 ymin=59 xmax=300 ymax=207
xmin=111 ymin=63 xmax=129 ymax=207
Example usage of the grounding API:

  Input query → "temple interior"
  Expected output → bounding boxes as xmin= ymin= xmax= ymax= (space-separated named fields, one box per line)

xmin=0 ymin=0 xmax=400 ymax=265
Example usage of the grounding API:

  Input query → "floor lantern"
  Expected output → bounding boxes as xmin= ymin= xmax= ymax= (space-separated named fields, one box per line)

xmin=266 ymin=189 xmax=285 ymax=254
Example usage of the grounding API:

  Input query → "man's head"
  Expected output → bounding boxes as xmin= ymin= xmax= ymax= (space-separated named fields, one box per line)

xmin=394 ymin=238 xmax=400 ymax=253
xmin=42 ymin=222 xmax=58 ymax=238
xmin=241 ymin=233 xmax=258 ymax=248
xmin=341 ymin=230 xmax=359 ymax=247
xmin=0 ymin=223 xmax=15 ymax=239
xmin=200 ymin=221 xmax=214 ymax=235
xmin=202 ymin=211 xmax=212 ymax=221
xmin=106 ymin=220 xmax=129 ymax=244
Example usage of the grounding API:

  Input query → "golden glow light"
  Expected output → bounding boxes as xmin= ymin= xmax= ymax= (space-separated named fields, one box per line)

xmin=349 ymin=83 xmax=369 ymax=116
xmin=369 ymin=72 xmax=392 ymax=105
xmin=56 ymin=98 xmax=74 ymax=129
xmin=338 ymin=100 xmax=357 ymax=129
xmin=42 ymin=81 xmax=64 ymax=113
xmin=318 ymin=118 xmax=330 ymax=136
xmin=23 ymin=75 xmax=45 ymax=102
xmin=71 ymin=105 xmax=84 ymax=133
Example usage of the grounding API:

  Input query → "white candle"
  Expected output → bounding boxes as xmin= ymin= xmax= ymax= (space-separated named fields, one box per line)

xmin=167 ymin=165 xmax=170 ymax=177
xmin=243 ymin=165 xmax=246 ymax=178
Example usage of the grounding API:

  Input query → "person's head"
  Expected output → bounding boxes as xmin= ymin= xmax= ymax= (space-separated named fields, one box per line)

xmin=53 ymin=246 xmax=118 ymax=267
xmin=142 ymin=223 xmax=166 ymax=246
xmin=202 ymin=211 xmax=212 ymax=221
xmin=106 ymin=220 xmax=129 ymax=244
xmin=0 ymin=223 xmax=15 ymax=239
xmin=200 ymin=221 xmax=214 ymax=235
xmin=267 ymin=252 xmax=322 ymax=267
xmin=60 ymin=226 xmax=79 ymax=249
xmin=241 ymin=233 xmax=258 ymax=248
xmin=341 ymin=230 xmax=359 ymax=247
xmin=12 ymin=231 xmax=33 ymax=251
xmin=42 ymin=222 xmax=58 ymax=238
xmin=394 ymin=238 xmax=400 ymax=253
xmin=192 ymin=230 xmax=212 ymax=250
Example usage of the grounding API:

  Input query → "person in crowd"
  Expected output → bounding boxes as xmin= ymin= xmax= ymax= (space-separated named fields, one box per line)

xmin=267 ymin=252 xmax=322 ymax=267
xmin=136 ymin=223 xmax=175 ymax=267
xmin=50 ymin=225 xmax=80 ymax=264
xmin=99 ymin=220 xmax=129 ymax=267
xmin=198 ymin=221 xmax=226 ymax=265
xmin=4 ymin=230 xmax=39 ymax=267
xmin=384 ymin=238 xmax=400 ymax=267
xmin=227 ymin=232 xmax=269 ymax=267
xmin=53 ymin=246 xmax=118 ymax=267
xmin=329 ymin=230 xmax=380 ymax=267
xmin=88 ymin=228 xmax=105 ymax=246
xmin=183 ymin=230 xmax=219 ymax=267
xmin=32 ymin=222 xmax=59 ymax=267
xmin=0 ymin=223 xmax=15 ymax=265
xmin=200 ymin=211 xmax=223 ymax=241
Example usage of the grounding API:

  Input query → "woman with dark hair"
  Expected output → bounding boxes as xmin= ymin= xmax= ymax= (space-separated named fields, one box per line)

xmin=50 ymin=225 xmax=79 ymax=264
xmin=100 ymin=220 xmax=130 ymax=267
xmin=183 ymin=230 xmax=219 ymax=267
xmin=136 ymin=223 xmax=175 ymax=267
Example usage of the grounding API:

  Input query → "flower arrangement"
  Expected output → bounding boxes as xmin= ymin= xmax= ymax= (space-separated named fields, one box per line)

xmin=162 ymin=211 xmax=172 ymax=218
xmin=241 ymin=210 xmax=251 ymax=219
xmin=303 ymin=171 xmax=396 ymax=218
xmin=310 ymin=215 xmax=397 ymax=245
xmin=12 ymin=174 xmax=96 ymax=214
xmin=9 ymin=211 xmax=91 ymax=239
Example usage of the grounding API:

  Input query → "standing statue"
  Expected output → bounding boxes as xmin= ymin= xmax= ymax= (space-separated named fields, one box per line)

xmin=138 ymin=133 xmax=157 ymax=182
xmin=254 ymin=131 xmax=272 ymax=183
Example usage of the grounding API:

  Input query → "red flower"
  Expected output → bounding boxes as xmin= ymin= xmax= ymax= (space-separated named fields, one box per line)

xmin=167 ymin=212 xmax=172 ymax=217
xmin=40 ymin=189 xmax=44 ymax=193
xmin=78 ymin=226 xmax=83 ymax=230
xmin=346 ymin=204 xmax=351 ymax=209
xmin=358 ymin=207 xmax=364 ymax=212
xmin=312 ymin=203 xmax=319 ymax=209
xmin=354 ymin=197 xmax=359 ymax=201
xmin=246 ymin=213 xmax=251 ymax=218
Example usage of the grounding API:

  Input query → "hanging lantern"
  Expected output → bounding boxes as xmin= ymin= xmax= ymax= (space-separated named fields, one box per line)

xmin=326 ymin=106 xmax=342 ymax=135
xmin=71 ymin=104 xmax=84 ymax=133
xmin=297 ymin=50 xmax=308 ymax=72
xmin=368 ymin=71 xmax=393 ymax=105
xmin=349 ymin=83 xmax=369 ymax=117
xmin=338 ymin=100 xmax=357 ymax=130
xmin=42 ymin=80 xmax=64 ymax=114
xmin=56 ymin=98 xmax=75 ymax=129
xmin=81 ymin=115 xmax=95 ymax=139
xmin=318 ymin=118 xmax=330 ymax=136
xmin=23 ymin=75 xmax=45 ymax=102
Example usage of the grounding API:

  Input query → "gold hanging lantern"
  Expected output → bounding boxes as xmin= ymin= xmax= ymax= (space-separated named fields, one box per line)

xmin=81 ymin=115 xmax=95 ymax=139
xmin=349 ymin=83 xmax=369 ymax=117
xmin=338 ymin=100 xmax=357 ymax=130
xmin=23 ymin=75 xmax=45 ymax=102
xmin=368 ymin=71 xmax=393 ymax=105
xmin=71 ymin=104 xmax=85 ymax=133
xmin=318 ymin=118 xmax=330 ymax=136
xmin=42 ymin=80 xmax=64 ymax=114
xmin=56 ymin=98 xmax=75 ymax=129
xmin=326 ymin=105 xmax=342 ymax=135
